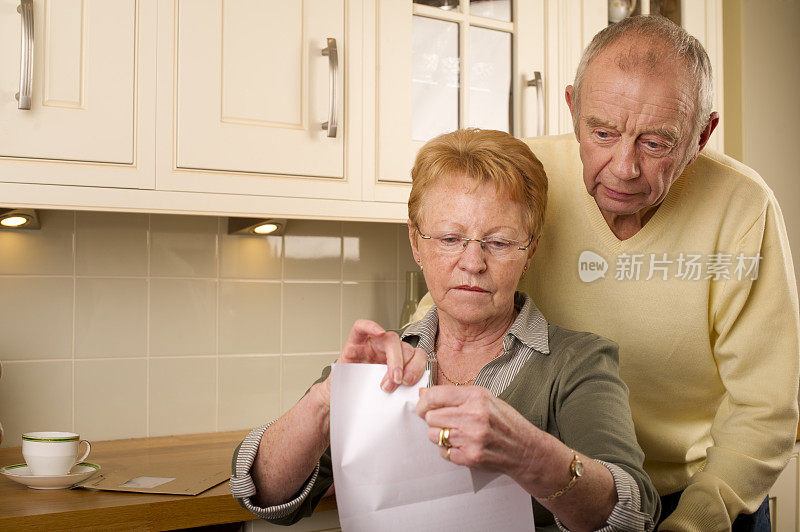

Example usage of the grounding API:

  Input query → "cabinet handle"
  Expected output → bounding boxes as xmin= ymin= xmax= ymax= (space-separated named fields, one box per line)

xmin=321 ymin=37 xmax=338 ymax=138
xmin=525 ymin=71 xmax=544 ymax=137
xmin=15 ymin=0 xmax=33 ymax=110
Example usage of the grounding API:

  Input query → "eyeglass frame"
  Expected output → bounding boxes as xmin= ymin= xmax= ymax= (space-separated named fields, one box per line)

xmin=415 ymin=225 xmax=536 ymax=258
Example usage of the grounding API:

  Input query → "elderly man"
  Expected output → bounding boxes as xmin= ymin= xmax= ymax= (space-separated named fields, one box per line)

xmin=415 ymin=15 xmax=799 ymax=532
xmin=523 ymin=16 xmax=799 ymax=531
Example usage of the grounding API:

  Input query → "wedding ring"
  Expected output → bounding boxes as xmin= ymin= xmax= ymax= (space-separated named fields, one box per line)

xmin=445 ymin=447 xmax=451 ymax=461
xmin=438 ymin=427 xmax=452 ymax=448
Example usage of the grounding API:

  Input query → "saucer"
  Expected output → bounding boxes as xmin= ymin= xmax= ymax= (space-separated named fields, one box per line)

xmin=1 ymin=462 xmax=101 ymax=489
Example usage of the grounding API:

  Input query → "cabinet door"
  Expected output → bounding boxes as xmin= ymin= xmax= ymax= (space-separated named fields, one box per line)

xmin=374 ymin=0 xmax=545 ymax=185
xmin=769 ymin=447 xmax=799 ymax=532
xmin=0 ymin=0 xmax=150 ymax=187
xmin=168 ymin=0 xmax=346 ymax=189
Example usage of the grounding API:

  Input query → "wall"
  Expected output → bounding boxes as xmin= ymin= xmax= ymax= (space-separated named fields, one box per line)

xmin=723 ymin=0 xmax=800 ymax=284
xmin=0 ymin=210 xmax=419 ymax=447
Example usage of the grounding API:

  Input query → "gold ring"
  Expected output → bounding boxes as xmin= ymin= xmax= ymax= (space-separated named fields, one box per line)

xmin=445 ymin=447 xmax=451 ymax=461
xmin=438 ymin=427 xmax=452 ymax=448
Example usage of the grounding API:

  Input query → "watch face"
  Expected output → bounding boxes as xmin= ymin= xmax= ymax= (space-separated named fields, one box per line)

xmin=573 ymin=459 xmax=584 ymax=477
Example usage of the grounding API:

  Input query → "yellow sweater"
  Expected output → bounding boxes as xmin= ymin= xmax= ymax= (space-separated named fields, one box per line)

xmin=520 ymin=135 xmax=800 ymax=531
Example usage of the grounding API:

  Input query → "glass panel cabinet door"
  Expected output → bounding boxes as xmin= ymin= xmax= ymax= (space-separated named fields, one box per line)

xmin=411 ymin=16 xmax=459 ymax=142
xmin=377 ymin=0 xmax=544 ymax=184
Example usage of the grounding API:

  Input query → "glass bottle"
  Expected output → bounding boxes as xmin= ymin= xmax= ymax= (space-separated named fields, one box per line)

xmin=400 ymin=271 xmax=422 ymax=328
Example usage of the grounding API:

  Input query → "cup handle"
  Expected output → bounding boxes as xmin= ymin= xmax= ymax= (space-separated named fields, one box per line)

xmin=76 ymin=439 xmax=91 ymax=465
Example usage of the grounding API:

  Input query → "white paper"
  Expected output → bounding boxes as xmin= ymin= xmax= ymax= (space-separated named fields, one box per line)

xmin=330 ymin=363 xmax=535 ymax=532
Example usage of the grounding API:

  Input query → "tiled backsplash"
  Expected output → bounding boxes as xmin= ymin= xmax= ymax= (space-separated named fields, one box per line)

xmin=0 ymin=210 xmax=420 ymax=447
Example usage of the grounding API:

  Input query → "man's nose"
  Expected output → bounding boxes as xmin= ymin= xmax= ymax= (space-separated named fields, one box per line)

xmin=611 ymin=141 xmax=640 ymax=181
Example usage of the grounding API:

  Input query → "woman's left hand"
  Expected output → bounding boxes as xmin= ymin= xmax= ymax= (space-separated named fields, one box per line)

xmin=416 ymin=385 xmax=542 ymax=478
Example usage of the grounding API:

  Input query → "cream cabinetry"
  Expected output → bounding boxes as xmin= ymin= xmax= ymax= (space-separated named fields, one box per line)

xmin=769 ymin=442 xmax=799 ymax=532
xmin=0 ymin=0 xmax=155 ymax=188
xmin=157 ymin=0 xmax=360 ymax=201
xmin=371 ymin=1 xmax=545 ymax=186
xmin=365 ymin=0 xmax=607 ymax=204
xmin=0 ymin=1 xmax=724 ymax=222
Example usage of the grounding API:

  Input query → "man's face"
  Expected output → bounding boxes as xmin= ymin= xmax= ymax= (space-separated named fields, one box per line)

xmin=567 ymin=45 xmax=700 ymax=223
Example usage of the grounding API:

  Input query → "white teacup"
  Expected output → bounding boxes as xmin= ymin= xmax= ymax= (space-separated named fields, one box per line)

xmin=22 ymin=432 xmax=91 ymax=476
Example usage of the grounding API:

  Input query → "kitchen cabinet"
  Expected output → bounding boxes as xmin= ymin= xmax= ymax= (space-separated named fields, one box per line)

xmin=0 ymin=0 xmax=155 ymax=189
xmin=371 ymin=0 xmax=545 ymax=186
xmin=769 ymin=442 xmax=799 ymax=532
xmin=365 ymin=0 xmax=606 ymax=203
xmin=157 ymin=0 xmax=360 ymax=201
xmin=0 ymin=1 xmax=724 ymax=222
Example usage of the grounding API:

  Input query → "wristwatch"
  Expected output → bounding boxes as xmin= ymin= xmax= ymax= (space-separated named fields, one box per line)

xmin=543 ymin=450 xmax=584 ymax=501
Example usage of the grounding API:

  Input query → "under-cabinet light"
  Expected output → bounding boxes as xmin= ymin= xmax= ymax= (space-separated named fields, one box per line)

xmin=0 ymin=209 xmax=40 ymax=230
xmin=227 ymin=217 xmax=287 ymax=236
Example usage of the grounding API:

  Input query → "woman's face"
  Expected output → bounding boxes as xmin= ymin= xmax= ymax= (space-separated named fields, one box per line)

xmin=409 ymin=174 xmax=533 ymax=328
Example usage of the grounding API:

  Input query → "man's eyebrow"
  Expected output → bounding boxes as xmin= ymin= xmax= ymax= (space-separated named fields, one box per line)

xmin=583 ymin=116 xmax=617 ymax=129
xmin=640 ymin=127 xmax=680 ymax=145
xmin=584 ymin=115 xmax=680 ymax=145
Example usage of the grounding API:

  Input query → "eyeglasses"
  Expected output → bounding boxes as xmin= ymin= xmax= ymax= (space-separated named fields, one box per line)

xmin=416 ymin=226 xmax=534 ymax=260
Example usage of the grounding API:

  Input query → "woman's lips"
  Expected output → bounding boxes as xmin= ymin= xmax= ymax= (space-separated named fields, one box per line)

xmin=455 ymin=285 xmax=489 ymax=293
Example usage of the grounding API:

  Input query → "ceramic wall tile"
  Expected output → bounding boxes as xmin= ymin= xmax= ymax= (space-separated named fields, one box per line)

xmin=341 ymin=282 xmax=398 ymax=337
xmin=0 ymin=210 xmax=74 ymax=275
xmin=218 ymin=356 xmax=281 ymax=431
xmin=75 ymin=359 xmax=147 ymax=441
xmin=149 ymin=279 xmax=217 ymax=356
xmin=282 ymin=283 xmax=340 ymax=353
xmin=75 ymin=278 xmax=147 ymax=358
xmin=0 ymin=211 xmax=416 ymax=446
xmin=0 ymin=361 xmax=72 ymax=447
xmin=343 ymin=222 xmax=398 ymax=281
xmin=283 ymin=220 xmax=341 ymax=280
xmin=220 ymin=231 xmax=282 ymax=280
xmin=281 ymin=354 xmax=338 ymax=412
xmin=75 ymin=212 xmax=148 ymax=276
xmin=219 ymin=281 xmax=281 ymax=355
xmin=0 ymin=277 xmax=73 ymax=360
xmin=149 ymin=357 xmax=216 ymax=437
xmin=150 ymin=214 xmax=217 ymax=278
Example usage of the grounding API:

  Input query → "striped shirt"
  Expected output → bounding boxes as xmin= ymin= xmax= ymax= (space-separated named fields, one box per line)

xmin=231 ymin=293 xmax=654 ymax=531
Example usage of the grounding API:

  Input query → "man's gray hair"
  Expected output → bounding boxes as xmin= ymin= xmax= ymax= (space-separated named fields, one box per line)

xmin=572 ymin=16 xmax=713 ymax=139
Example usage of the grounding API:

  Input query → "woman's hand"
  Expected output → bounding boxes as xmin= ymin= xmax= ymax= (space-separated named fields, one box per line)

xmin=416 ymin=385 xmax=542 ymax=478
xmin=323 ymin=320 xmax=427 ymax=400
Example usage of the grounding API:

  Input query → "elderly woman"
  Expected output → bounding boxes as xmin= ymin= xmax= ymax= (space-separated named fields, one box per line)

xmin=230 ymin=129 xmax=659 ymax=531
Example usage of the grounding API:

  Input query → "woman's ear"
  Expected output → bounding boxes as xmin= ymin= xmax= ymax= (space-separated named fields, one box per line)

xmin=407 ymin=220 xmax=421 ymax=264
xmin=525 ymin=234 xmax=541 ymax=269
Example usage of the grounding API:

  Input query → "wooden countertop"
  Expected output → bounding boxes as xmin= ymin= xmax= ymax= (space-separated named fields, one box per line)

xmin=0 ymin=430 xmax=334 ymax=531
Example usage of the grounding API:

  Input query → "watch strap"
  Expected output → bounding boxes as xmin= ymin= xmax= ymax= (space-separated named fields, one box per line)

xmin=542 ymin=450 xmax=582 ymax=501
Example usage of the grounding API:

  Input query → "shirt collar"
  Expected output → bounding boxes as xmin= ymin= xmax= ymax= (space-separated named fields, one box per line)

xmin=401 ymin=292 xmax=550 ymax=356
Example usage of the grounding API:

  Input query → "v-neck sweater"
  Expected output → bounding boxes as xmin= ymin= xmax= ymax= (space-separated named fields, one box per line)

xmin=521 ymin=134 xmax=799 ymax=531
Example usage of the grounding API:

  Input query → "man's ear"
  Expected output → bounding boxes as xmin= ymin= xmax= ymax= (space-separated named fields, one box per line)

xmin=565 ymin=86 xmax=579 ymax=141
xmin=686 ymin=112 xmax=720 ymax=166
xmin=565 ymin=85 xmax=576 ymax=115
xmin=697 ymin=112 xmax=720 ymax=152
